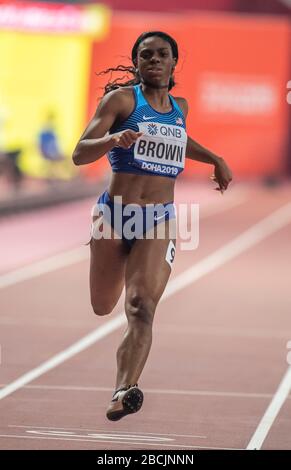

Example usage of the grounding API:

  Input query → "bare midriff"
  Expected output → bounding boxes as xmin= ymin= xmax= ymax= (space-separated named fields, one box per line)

xmin=108 ymin=172 xmax=175 ymax=205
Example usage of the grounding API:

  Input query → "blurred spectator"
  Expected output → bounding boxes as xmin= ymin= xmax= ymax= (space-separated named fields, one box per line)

xmin=0 ymin=108 xmax=24 ymax=191
xmin=38 ymin=112 xmax=65 ymax=161
xmin=37 ymin=111 xmax=66 ymax=183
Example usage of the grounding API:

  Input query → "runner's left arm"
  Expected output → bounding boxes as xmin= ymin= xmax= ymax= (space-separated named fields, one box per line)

xmin=176 ymin=97 xmax=233 ymax=192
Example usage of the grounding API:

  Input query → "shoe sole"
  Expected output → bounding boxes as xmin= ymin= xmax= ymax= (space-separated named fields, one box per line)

xmin=106 ymin=387 xmax=144 ymax=421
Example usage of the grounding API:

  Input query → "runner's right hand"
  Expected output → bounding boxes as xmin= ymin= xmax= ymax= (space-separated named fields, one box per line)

xmin=111 ymin=130 xmax=143 ymax=149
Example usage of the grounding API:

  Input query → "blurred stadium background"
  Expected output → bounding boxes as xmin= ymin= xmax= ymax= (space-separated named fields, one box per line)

xmin=0 ymin=0 xmax=290 ymax=212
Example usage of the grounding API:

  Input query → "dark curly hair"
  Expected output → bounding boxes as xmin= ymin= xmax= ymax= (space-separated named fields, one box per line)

xmin=97 ymin=31 xmax=179 ymax=95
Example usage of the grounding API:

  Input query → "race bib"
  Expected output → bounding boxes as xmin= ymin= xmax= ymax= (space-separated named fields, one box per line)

xmin=133 ymin=122 xmax=187 ymax=176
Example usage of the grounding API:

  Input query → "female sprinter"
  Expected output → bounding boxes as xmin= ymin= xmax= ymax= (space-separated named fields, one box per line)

xmin=72 ymin=31 xmax=232 ymax=421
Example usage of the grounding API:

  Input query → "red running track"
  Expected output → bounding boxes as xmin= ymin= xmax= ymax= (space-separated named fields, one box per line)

xmin=0 ymin=179 xmax=290 ymax=450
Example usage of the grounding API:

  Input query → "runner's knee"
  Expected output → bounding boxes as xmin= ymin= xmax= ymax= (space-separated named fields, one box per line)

xmin=125 ymin=293 xmax=155 ymax=326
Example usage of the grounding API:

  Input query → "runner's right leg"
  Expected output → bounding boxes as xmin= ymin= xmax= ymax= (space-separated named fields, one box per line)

xmin=90 ymin=213 xmax=129 ymax=316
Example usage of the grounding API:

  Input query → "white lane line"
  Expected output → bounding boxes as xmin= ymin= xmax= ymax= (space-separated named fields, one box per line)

xmin=0 ymin=315 xmax=125 ymax=400
xmin=160 ymin=201 xmax=291 ymax=300
xmin=0 ymin=201 xmax=291 ymax=403
xmin=0 ymin=434 xmax=241 ymax=450
xmin=0 ymin=190 xmax=248 ymax=290
xmin=1 ymin=384 xmax=283 ymax=400
xmin=246 ymin=366 xmax=291 ymax=450
xmin=0 ymin=247 xmax=88 ymax=289
xmin=9 ymin=425 xmax=207 ymax=439
xmin=25 ymin=429 xmax=174 ymax=442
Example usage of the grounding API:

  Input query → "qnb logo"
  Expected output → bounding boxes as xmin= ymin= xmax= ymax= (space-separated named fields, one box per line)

xmin=145 ymin=123 xmax=183 ymax=138
xmin=286 ymin=341 xmax=291 ymax=365
xmin=160 ymin=126 xmax=182 ymax=138
xmin=147 ymin=123 xmax=158 ymax=135
xmin=287 ymin=81 xmax=291 ymax=105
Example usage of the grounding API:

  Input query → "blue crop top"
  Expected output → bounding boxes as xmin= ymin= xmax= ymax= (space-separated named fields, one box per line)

xmin=107 ymin=84 xmax=187 ymax=179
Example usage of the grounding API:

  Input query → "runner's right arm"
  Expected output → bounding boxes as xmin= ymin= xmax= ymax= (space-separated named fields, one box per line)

xmin=72 ymin=90 xmax=142 ymax=165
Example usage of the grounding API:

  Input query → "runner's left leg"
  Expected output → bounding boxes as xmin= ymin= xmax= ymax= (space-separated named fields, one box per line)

xmin=116 ymin=219 xmax=176 ymax=390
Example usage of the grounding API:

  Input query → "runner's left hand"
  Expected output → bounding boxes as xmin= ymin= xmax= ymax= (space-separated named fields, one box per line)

xmin=210 ymin=158 xmax=233 ymax=194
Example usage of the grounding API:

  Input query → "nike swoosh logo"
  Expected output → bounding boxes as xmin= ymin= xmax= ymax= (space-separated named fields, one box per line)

xmin=154 ymin=214 xmax=167 ymax=221
xmin=143 ymin=115 xmax=156 ymax=120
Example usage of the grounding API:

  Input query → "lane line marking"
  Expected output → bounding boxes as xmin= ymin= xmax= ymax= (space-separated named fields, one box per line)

xmin=0 ymin=247 xmax=88 ymax=289
xmin=2 ymin=384 xmax=285 ymax=400
xmin=0 ymin=434 xmax=241 ymax=450
xmin=246 ymin=366 xmax=291 ymax=450
xmin=0 ymin=315 xmax=125 ymax=400
xmin=8 ymin=425 xmax=206 ymax=439
xmin=160 ymin=201 xmax=291 ymax=300
xmin=0 ymin=190 xmax=248 ymax=290
xmin=25 ymin=429 xmax=174 ymax=442
xmin=0 ymin=201 xmax=290 ymax=406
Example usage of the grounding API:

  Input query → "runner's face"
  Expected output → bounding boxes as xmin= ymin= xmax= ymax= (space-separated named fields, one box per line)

xmin=136 ymin=37 xmax=176 ymax=88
